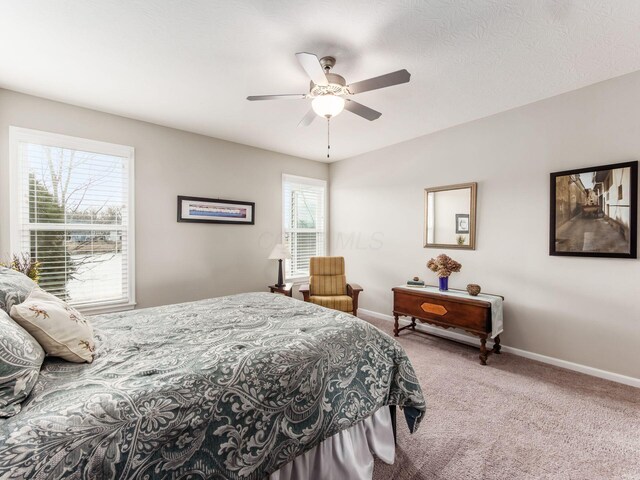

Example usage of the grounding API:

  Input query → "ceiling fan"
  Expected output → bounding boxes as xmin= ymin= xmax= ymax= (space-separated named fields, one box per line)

xmin=247 ymin=52 xmax=411 ymax=127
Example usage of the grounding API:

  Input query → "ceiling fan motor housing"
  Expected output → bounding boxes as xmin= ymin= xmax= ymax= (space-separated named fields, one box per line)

xmin=310 ymin=73 xmax=348 ymax=97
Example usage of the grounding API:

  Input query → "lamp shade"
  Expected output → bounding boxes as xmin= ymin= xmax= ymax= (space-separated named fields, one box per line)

xmin=268 ymin=244 xmax=291 ymax=260
xmin=312 ymin=95 xmax=345 ymax=118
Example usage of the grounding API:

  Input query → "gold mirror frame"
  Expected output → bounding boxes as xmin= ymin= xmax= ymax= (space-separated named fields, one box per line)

xmin=424 ymin=182 xmax=477 ymax=250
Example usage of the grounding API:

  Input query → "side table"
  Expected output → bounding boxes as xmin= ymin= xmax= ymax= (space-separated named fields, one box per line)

xmin=269 ymin=283 xmax=293 ymax=297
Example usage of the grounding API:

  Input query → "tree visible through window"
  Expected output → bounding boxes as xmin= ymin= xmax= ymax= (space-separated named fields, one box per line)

xmin=282 ymin=175 xmax=326 ymax=279
xmin=11 ymin=128 xmax=134 ymax=312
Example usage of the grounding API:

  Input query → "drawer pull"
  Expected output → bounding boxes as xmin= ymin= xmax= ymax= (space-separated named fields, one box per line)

xmin=421 ymin=303 xmax=448 ymax=316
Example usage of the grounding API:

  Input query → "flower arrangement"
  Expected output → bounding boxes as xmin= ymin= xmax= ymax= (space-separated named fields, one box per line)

xmin=427 ymin=254 xmax=461 ymax=278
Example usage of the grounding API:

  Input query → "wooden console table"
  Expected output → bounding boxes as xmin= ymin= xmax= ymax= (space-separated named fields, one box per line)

xmin=392 ymin=286 xmax=504 ymax=365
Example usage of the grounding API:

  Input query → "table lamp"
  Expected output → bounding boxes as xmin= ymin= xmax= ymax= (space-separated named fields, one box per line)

xmin=268 ymin=244 xmax=291 ymax=287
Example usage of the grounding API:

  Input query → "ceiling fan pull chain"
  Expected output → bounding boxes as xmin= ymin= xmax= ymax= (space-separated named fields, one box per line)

xmin=327 ymin=116 xmax=330 ymax=159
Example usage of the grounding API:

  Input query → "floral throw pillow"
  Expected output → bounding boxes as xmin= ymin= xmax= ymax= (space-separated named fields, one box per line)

xmin=0 ymin=266 xmax=36 ymax=314
xmin=10 ymin=287 xmax=95 ymax=363
xmin=0 ymin=310 xmax=45 ymax=417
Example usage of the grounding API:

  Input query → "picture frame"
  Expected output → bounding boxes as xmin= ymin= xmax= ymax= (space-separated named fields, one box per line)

xmin=177 ymin=196 xmax=255 ymax=225
xmin=455 ymin=214 xmax=470 ymax=234
xmin=550 ymin=161 xmax=637 ymax=258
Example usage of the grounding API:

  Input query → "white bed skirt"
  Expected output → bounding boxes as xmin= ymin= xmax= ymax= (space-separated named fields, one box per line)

xmin=269 ymin=406 xmax=395 ymax=480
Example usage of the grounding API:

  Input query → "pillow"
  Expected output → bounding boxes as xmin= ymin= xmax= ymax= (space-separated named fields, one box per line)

xmin=0 ymin=309 xmax=45 ymax=417
xmin=10 ymin=287 xmax=95 ymax=363
xmin=0 ymin=266 xmax=36 ymax=314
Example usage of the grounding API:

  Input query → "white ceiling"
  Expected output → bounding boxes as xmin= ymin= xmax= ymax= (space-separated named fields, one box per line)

xmin=2 ymin=1 xmax=640 ymax=162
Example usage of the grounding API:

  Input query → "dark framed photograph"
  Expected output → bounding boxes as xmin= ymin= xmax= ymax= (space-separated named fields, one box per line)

xmin=455 ymin=214 xmax=470 ymax=234
xmin=177 ymin=196 xmax=255 ymax=225
xmin=550 ymin=161 xmax=637 ymax=258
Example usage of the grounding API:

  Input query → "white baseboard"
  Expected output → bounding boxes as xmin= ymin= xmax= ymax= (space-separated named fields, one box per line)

xmin=358 ymin=308 xmax=640 ymax=389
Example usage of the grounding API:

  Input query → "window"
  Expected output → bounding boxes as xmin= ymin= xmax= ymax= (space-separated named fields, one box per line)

xmin=10 ymin=127 xmax=135 ymax=314
xmin=282 ymin=174 xmax=326 ymax=279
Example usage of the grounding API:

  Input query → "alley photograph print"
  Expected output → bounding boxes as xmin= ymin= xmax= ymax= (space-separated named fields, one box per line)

xmin=550 ymin=161 xmax=637 ymax=258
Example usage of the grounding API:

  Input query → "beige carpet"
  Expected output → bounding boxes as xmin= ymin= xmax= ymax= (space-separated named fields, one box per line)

xmin=362 ymin=315 xmax=640 ymax=480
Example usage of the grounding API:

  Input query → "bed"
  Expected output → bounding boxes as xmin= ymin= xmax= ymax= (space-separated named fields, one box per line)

xmin=0 ymin=292 xmax=425 ymax=479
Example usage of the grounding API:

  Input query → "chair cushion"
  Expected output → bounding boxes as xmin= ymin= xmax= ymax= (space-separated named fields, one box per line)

xmin=10 ymin=287 xmax=96 ymax=363
xmin=309 ymin=295 xmax=353 ymax=313
xmin=0 ymin=309 xmax=45 ymax=417
xmin=310 ymin=274 xmax=347 ymax=296
xmin=310 ymin=257 xmax=345 ymax=276
xmin=310 ymin=257 xmax=347 ymax=296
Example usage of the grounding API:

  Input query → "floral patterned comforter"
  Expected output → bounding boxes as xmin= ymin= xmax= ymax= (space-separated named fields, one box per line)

xmin=0 ymin=292 xmax=425 ymax=479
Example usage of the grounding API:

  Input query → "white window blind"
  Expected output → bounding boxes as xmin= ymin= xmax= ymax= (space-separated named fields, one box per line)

xmin=282 ymin=174 xmax=326 ymax=279
xmin=10 ymin=127 xmax=135 ymax=313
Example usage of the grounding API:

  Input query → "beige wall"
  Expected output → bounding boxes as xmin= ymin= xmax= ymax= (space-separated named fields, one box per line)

xmin=0 ymin=89 xmax=328 ymax=308
xmin=329 ymin=71 xmax=640 ymax=379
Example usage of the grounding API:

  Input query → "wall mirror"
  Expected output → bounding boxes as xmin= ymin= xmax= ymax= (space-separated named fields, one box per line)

xmin=424 ymin=182 xmax=477 ymax=250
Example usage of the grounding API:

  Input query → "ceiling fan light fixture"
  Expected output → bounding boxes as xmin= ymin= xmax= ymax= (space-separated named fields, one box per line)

xmin=312 ymin=94 xmax=345 ymax=118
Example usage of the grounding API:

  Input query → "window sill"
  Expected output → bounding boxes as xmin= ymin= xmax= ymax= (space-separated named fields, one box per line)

xmin=78 ymin=302 xmax=137 ymax=316
xmin=286 ymin=276 xmax=309 ymax=284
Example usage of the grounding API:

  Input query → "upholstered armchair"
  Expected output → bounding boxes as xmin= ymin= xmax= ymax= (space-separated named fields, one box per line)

xmin=299 ymin=256 xmax=363 ymax=316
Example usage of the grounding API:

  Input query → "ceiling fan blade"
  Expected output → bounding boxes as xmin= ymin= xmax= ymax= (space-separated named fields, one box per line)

xmin=298 ymin=109 xmax=317 ymax=127
xmin=295 ymin=52 xmax=328 ymax=86
xmin=247 ymin=94 xmax=307 ymax=101
xmin=344 ymin=99 xmax=382 ymax=121
xmin=347 ymin=69 xmax=411 ymax=95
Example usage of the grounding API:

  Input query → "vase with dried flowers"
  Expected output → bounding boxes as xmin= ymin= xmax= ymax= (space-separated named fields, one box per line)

xmin=426 ymin=254 xmax=461 ymax=291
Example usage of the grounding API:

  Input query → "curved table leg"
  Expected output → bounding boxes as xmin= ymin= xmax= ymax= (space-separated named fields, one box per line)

xmin=492 ymin=335 xmax=502 ymax=354
xmin=479 ymin=337 xmax=488 ymax=365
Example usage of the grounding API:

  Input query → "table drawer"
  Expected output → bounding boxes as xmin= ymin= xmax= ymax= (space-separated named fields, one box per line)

xmin=393 ymin=289 xmax=491 ymax=333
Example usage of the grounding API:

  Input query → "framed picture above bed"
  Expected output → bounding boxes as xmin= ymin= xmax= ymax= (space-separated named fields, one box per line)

xmin=550 ymin=161 xmax=637 ymax=258
xmin=177 ymin=196 xmax=255 ymax=225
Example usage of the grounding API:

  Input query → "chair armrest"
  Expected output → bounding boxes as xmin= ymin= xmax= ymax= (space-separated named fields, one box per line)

xmin=347 ymin=283 xmax=363 ymax=316
xmin=299 ymin=284 xmax=311 ymax=302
